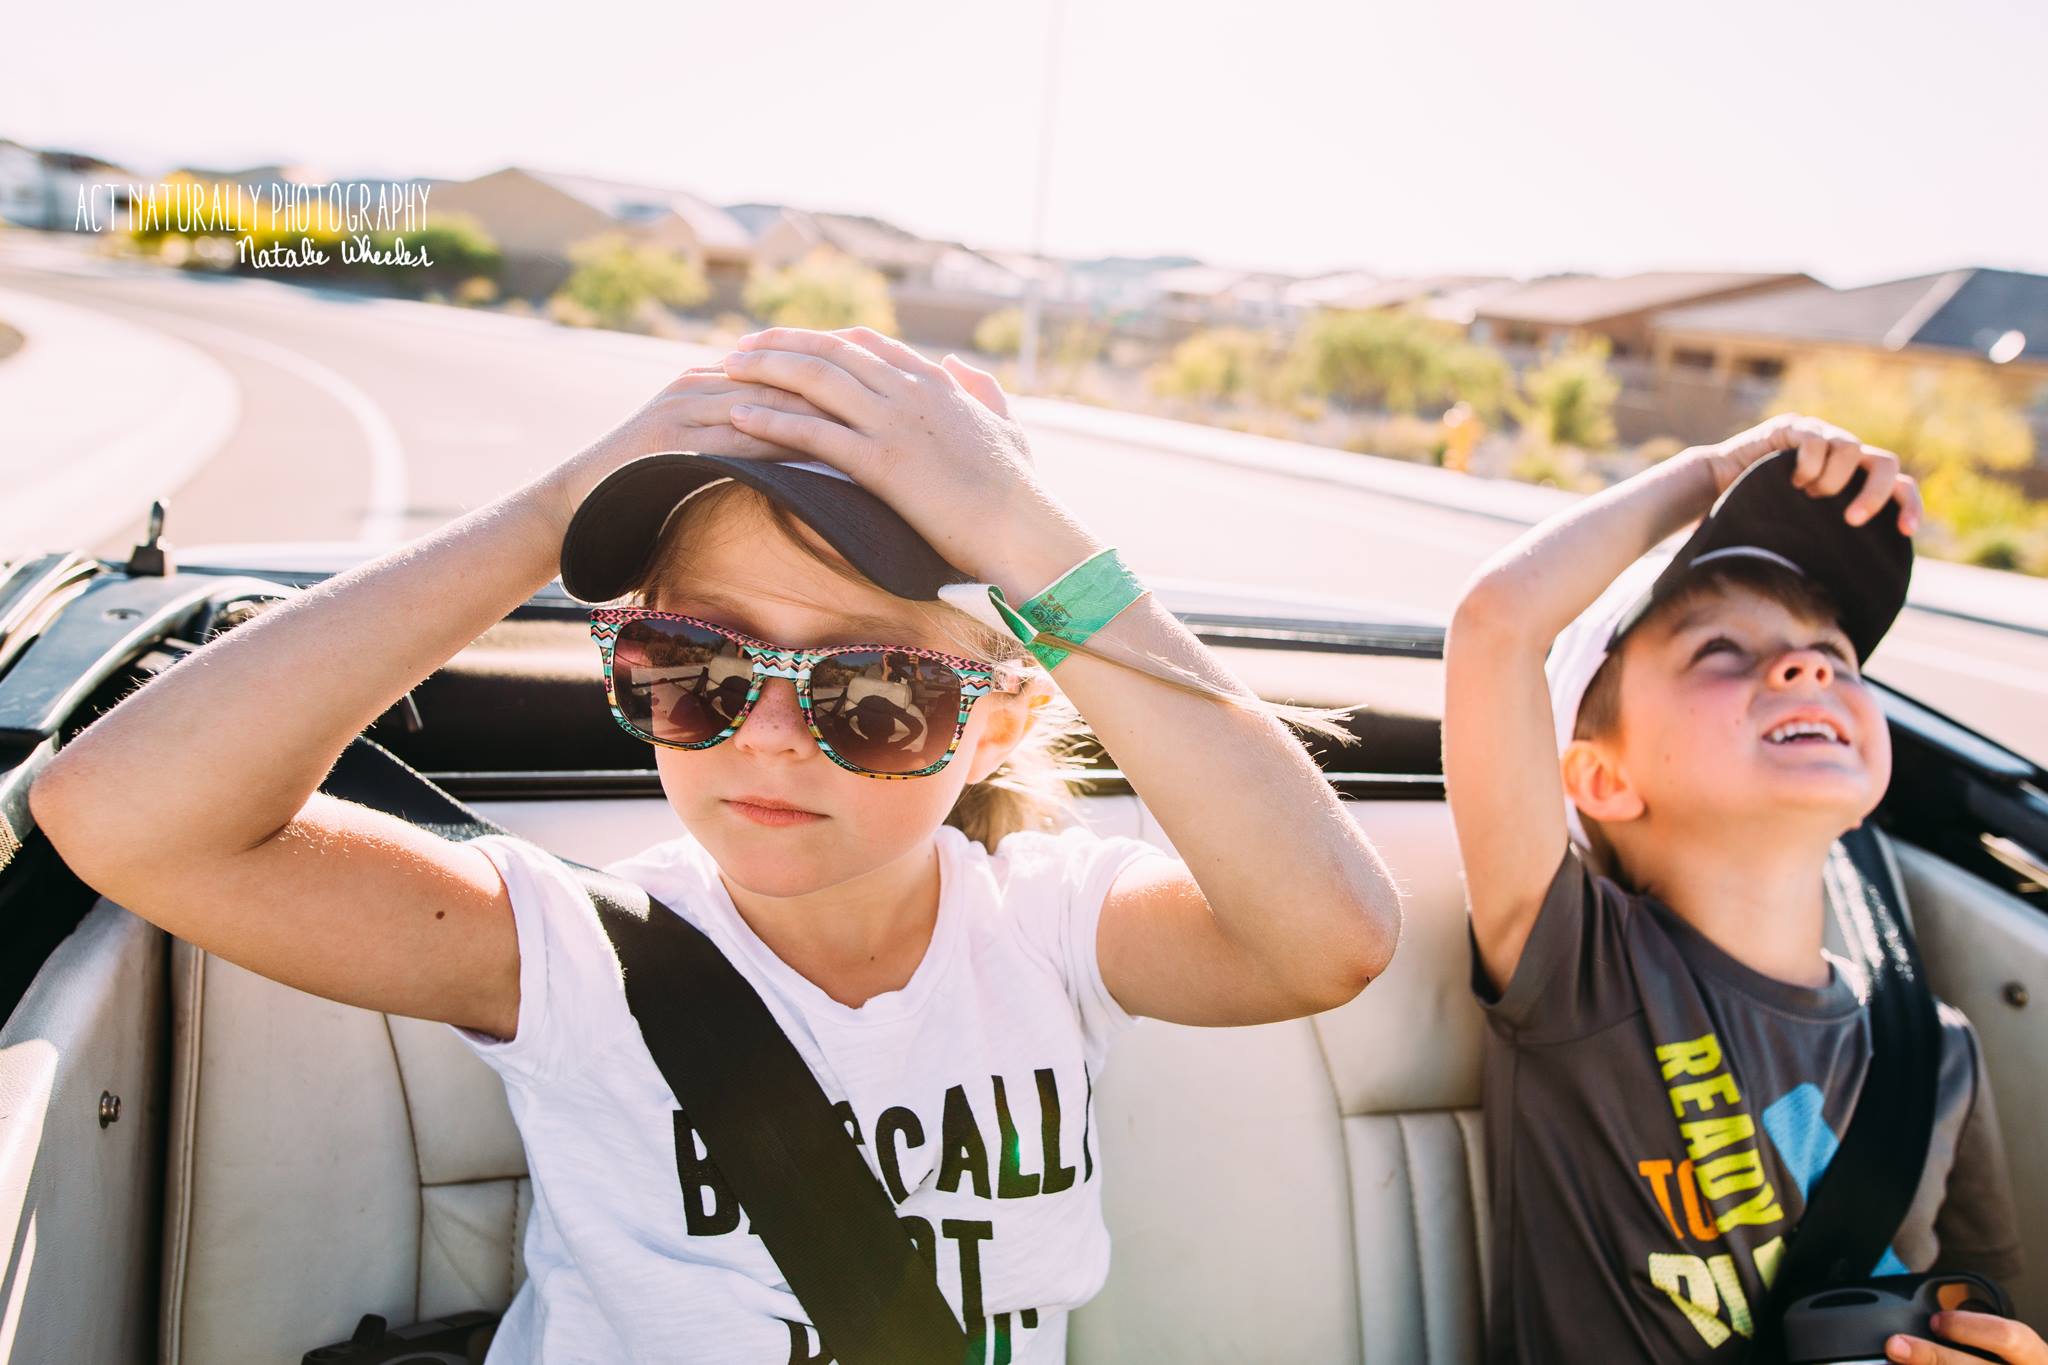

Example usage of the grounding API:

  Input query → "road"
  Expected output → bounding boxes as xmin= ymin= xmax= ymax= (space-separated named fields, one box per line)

xmin=7 ymin=247 xmax=2048 ymax=765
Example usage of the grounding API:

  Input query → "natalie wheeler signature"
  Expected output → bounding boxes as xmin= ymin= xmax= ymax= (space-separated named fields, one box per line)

xmin=236 ymin=234 xmax=434 ymax=270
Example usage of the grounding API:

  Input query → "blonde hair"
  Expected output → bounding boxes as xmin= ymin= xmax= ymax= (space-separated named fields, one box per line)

xmin=622 ymin=480 xmax=1354 ymax=851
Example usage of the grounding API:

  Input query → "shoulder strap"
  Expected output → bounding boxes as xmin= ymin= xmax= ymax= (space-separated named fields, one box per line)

xmin=1749 ymin=824 xmax=1944 ymax=1360
xmin=572 ymin=865 xmax=970 ymax=1365
xmin=316 ymin=737 xmax=969 ymax=1365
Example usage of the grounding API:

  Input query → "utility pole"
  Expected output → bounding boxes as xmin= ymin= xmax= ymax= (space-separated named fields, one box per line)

xmin=1018 ymin=0 xmax=1064 ymax=393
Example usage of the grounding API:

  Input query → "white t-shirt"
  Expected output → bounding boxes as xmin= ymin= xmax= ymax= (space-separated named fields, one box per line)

xmin=449 ymin=821 xmax=1168 ymax=1365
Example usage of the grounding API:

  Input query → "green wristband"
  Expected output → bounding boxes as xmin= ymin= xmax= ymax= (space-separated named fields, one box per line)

xmin=989 ymin=547 xmax=1147 ymax=670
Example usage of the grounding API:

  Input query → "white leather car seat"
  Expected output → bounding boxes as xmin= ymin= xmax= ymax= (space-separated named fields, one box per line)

xmin=156 ymin=795 xmax=1494 ymax=1363
xmin=1073 ymin=799 xmax=1490 ymax=1364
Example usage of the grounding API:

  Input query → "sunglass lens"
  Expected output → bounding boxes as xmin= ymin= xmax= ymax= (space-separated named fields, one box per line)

xmin=808 ymin=652 xmax=962 ymax=774
xmin=612 ymin=618 xmax=752 ymax=744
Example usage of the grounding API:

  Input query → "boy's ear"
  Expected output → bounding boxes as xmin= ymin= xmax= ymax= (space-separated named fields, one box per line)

xmin=1560 ymin=738 xmax=1646 ymax=826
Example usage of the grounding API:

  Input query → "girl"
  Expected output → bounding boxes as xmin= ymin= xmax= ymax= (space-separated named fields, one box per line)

xmin=30 ymin=326 xmax=1401 ymax=1364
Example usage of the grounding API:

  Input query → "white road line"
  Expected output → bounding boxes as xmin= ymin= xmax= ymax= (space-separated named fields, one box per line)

xmin=83 ymin=305 xmax=411 ymax=544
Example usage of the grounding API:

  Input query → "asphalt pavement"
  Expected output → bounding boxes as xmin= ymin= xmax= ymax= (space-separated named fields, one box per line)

xmin=6 ymin=240 xmax=2048 ymax=765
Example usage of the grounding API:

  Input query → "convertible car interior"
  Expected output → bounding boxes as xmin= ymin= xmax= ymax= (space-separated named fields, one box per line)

xmin=0 ymin=550 xmax=2042 ymax=1362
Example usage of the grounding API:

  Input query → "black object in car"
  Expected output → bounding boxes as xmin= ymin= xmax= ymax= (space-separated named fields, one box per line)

xmin=1782 ymin=1273 xmax=2011 ymax=1363
xmin=301 ymin=1309 xmax=498 ymax=1364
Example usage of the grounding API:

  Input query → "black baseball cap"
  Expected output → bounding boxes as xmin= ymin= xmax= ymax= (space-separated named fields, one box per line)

xmin=557 ymin=452 xmax=972 ymax=604
xmin=1606 ymin=447 xmax=1914 ymax=662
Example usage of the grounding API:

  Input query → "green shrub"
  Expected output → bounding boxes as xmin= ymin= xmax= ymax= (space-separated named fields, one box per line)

xmin=973 ymin=308 xmax=1023 ymax=358
xmin=451 ymin=275 xmax=499 ymax=307
xmin=551 ymin=235 xmax=708 ymax=331
xmin=743 ymin=249 xmax=896 ymax=332
xmin=1509 ymin=440 xmax=1598 ymax=491
xmin=1767 ymin=357 xmax=2038 ymax=544
xmin=1513 ymin=342 xmax=1619 ymax=451
xmin=1294 ymin=308 xmax=1509 ymax=419
xmin=1920 ymin=466 xmax=2042 ymax=542
xmin=1054 ymin=319 xmax=1107 ymax=374
xmin=1150 ymin=327 xmax=1282 ymax=402
xmin=367 ymin=213 xmax=501 ymax=291
xmin=1963 ymin=531 xmax=2024 ymax=571
xmin=1345 ymin=414 xmax=1451 ymax=464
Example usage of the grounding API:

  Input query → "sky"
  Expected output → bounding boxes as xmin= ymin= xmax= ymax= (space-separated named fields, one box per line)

xmin=9 ymin=0 xmax=2045 ymax=287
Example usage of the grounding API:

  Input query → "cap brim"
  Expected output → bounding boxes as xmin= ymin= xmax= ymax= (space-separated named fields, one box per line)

xmin=557 ymin=452 xmax=971 ymax=604
xmin=1608 ymin=449 xmax=1913 ymax=660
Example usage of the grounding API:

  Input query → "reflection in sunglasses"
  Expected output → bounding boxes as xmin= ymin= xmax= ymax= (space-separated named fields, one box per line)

xmin=846 ymin=693 xmax=927 ymax=749
xmin=595 ymin=610 xmax=1004 ymax=776
xmin=813 ymin=669 xmax=929 ymax=751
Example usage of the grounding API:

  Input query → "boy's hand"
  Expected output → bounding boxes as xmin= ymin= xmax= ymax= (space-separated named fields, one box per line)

xmin=1887 ymin=1310 xmax=2047 ymax=1364
xmin=1693 ymin=413 xmax=1923 ymax=534
xmin=1446 ymin=410 xmax=1917 ymax=997
xmin=718 ymin=326 xmax=1097 ymax=597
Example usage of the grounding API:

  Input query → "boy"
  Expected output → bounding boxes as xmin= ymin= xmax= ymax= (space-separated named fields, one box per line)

xmin=1444 ymin=415 xmax=2033 ymax=1364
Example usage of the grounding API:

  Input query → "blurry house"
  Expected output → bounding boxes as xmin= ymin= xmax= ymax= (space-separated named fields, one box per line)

xmin=726 ymin=205 xmax=1089 ymax=349
xmin=169 ymin=162 xmax=327 ymax=190
xmin=1064 ymin=254 xmax=1201 ymax=316
xmin=0 ymin=140 xmax=42 ymax=227
xmin=1470 ymin=271 xmax=1814 ymax=362
xmin=161 ymin=163 xmax=361 ymax=241
xmin=429 ymin=167 xmax=754 ymax=302
xmin=1652 ymin=267 xmax=2048 ymax=458
xmin=929 ymin=246 xmax=1094 ymax=306
xmin=1143 ymin=265 xmax=1299 ymax=341
xmin=896 ymin=246 xmax=1092 ymax=350
xmin=1282 ymin=270 xmax=1386 ymax=313
xmin=1654 ymin=268 xmax=2048 ymax=392
xmin=730 ymin=204 xmax=943 ymax=286
xmin=0 ymin=142 xmax=136 ymax=230
xmin=1282 ymin=272 xmax=1515 ymax=325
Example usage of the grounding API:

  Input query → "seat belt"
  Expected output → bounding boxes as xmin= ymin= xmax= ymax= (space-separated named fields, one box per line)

xmin=319 ymin=737 xmax=971 ymax=1365
xmin=575 ymin=866 xmax=972 ymax=1365
xmin=1745 ymin=823 xmax=1945 ymax=1362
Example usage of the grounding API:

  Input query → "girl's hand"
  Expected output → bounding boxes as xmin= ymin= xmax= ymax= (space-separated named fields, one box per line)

xmin=542 ymin=365 xmax=832 ymax=537
xmin=1887 ymin=1310 xmax=2047 ymax=1364
xmin=1691 ymin=412 xmax=1923 ymax=534
xmin=718 ymin=326 xmax=1099 ymax=595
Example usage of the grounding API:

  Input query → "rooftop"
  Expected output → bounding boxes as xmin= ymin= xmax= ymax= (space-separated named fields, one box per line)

xmin=522 ymin=169 xmax=752 ymax=253
xmin=1475 ymin=270 xmax=1812 ymax=325
xmin=1657 ymin=268 xmax=2048 ymax=364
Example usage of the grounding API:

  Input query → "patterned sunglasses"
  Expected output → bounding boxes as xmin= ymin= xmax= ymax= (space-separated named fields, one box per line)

xmin=589 ymin=607 xmax=1026 ymax=779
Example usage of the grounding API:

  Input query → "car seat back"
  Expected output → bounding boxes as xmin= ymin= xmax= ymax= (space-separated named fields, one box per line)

xmin=157 ymin=794 xmax=1493 ymax=1363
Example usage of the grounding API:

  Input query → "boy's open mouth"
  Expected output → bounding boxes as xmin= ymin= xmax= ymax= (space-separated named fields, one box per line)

xmin=1762 ymin=717 xmax=1849 ymax=745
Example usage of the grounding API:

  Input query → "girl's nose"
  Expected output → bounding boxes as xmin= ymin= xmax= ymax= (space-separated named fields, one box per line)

xmin=731 ymin=676 xmax=814 ymax=758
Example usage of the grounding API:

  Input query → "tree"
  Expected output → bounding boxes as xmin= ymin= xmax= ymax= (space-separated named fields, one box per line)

xmin=1439 ymin=344 xmax=1512 ymax=424
xmin=1293 ymin=308 xmax=1508 ymax=419
xmin=1150 ymin=328 xmax=1282 ymax=403
xmin=1513 ymin=341 xmax=1619 ymax=451
xmin=743 ymin=249 xmax=896 ymax=332
xmin=552 ymin=235 xmax=709 ymax=331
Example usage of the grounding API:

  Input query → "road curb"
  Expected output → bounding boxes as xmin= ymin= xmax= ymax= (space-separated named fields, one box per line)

xmin=0 ymin=286 xmax=240 ymax=558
